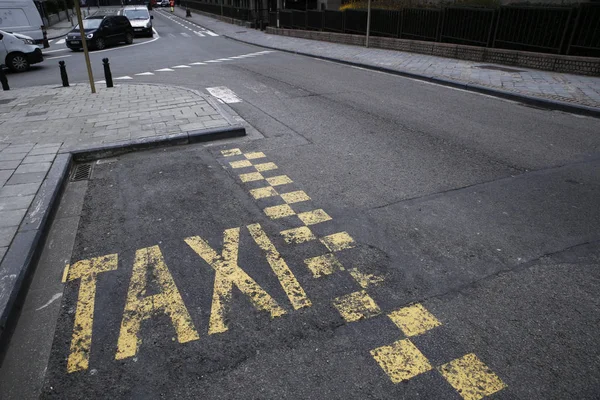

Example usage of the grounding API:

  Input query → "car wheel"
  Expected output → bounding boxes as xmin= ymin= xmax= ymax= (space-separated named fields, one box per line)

xmin=6 ymin=53 xmax=30 ymax=72
xmin=125 ymin=32 xmax=134 ymax=44
xmin=95 ymin=37 xmax=106 ymax=50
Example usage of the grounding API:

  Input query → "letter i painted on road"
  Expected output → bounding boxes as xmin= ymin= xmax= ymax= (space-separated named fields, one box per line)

xmin=115 ymin=245 xmax=200 ymax=360
xmin=185 ymin=228 xmax=286 ymax=335
xmin=67 ymin=254 xmax=118 ymax=373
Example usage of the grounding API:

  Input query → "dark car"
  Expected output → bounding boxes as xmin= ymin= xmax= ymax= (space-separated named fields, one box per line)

xmin=66 ymin=15 xmax=134 ymax=51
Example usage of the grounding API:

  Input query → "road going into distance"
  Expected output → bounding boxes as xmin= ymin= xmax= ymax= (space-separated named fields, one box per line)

xmin=1 ymin=6 xmax=599 ymax=400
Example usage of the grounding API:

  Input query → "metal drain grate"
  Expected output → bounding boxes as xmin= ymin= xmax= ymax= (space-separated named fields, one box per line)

xmin=70 ymin=163 xmax=93 ymax=181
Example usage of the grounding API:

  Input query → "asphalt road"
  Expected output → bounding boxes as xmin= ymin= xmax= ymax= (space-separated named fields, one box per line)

xmin=2 ymin=7 xmax=600 ymax=400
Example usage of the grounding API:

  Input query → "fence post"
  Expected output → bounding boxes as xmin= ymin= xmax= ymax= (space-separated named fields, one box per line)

xmin=491 ymin=7 xmax=501 ymax=49
xmin=437 ymin=8 xmax=444 ymax=42
xmin=486 ymin=9 xmax=496 ymax=47
xmin=365 ymin=0 xmax=371 ymax=47
xmin=565 ymin=4 xmax=582 ymax=56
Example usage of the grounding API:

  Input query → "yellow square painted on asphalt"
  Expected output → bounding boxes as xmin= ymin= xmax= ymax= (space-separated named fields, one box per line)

xmin=371 ymin=339 xmax=433 ymax=383
xmin=349 ymin=268 xmax=384 ymax=289
xmin=221 ymin=148 xmax=242 ymax=156
xmin=304 ymin=253 xmax=344 ymax=278
xmin=264 ymin=204 xmax=296 ymax=219
xmin=280 ymin=226 xmax=316 ymax=244
xmin=438 ymin=353 xmax=506 ymax=400
xmin=244 ymin=152 xmax=266 ymax=160
xmin=298 ymin=209 xmax=332 ymax=226
xmin=320 ymin=232 xmax=356 ymax=252
xmin=239 ymin=172 xmax=264 ymax=182
xmin=266 ymin=175 xmax=293 ymax=186
xmin=332 ymin=290 xmax=381 ymax=322
xmin=230 ymin=160 xmax=253 ymax=169
xmin=254 ymin=162 xmax=278 ymax=172
xmin=280 ymin=190 xmax=311 ymax=204
xmin=388 ymin=303 xmax=442 ymax=337
xmin=250 ymin=186 xmax=278 ymax=200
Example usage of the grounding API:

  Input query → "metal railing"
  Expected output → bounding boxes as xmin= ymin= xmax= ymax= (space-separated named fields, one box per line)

xmin=493 ymin=6 xmax=573 ymax=54
xmin=292 ymin=10 xmax=306 ymax=29
xmin=264 ymin=4 xmax=599 ymax=57
xmin=567 ymin=3 xmax=600 ymax=57
xmin=323 ymin=10 xmax=343 ymax=32
xmin=440 ymin=7 xmax=496 ymax=47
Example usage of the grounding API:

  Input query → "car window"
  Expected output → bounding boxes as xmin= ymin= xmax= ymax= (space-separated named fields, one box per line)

xmin=123 ymin=10 xmax=149 ymax=19
xmin=103 ymin=17 xmax=114 ymax=27
xmin=77 ymin=19 xmax=103 ymax=29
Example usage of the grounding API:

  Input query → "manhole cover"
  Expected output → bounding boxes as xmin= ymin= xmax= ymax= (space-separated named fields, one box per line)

xmin=0 ymin=98 xmax=16 ymax=105
xmin=70 ymin=163 xmax=93 ymax=181
xmin=474 ymin=65 xmax=525 ymax=73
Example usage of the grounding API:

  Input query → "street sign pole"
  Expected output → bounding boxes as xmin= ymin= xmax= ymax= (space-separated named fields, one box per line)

xmin=365 ymin=0 xmax=371 ymax=48
xmin=74 ymin=0 xmax=96 ymax=93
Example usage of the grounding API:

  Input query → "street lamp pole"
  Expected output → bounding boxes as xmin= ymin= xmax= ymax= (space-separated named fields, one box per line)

xmin=365 ymin=0 xmax=371 ymax=47
xmin=74 ymin=0 xmax=96 ymax=93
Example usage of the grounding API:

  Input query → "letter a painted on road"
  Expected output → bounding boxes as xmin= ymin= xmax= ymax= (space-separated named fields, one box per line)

xmin=115 ymin=245 xmax=199 ymax=360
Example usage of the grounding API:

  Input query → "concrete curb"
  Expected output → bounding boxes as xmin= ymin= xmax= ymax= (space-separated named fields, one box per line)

xmin=0 ymin=124 xmax=246 ymax=345
xmin=0 ymin=154 xmax=70 ymax=346
xmin=222 ymin=35 xmax=600 ymax=119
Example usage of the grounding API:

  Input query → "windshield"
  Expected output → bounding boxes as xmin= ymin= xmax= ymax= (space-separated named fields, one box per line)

xmin=123 ymin=10 xmax=149 ymax=19
xmin=75 ymin=19 xmax=103 ymax=30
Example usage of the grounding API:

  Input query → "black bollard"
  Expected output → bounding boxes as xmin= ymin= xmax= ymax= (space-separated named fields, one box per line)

xmin=0 ymin=65 xmax=9 ymax=91
xmin=59 ymin=60 xmax=69 ymax=87
xmin=186 ymin=7 xmax=191 ymax=17
xmin=102 ymin=58 xmax=113 ymax=88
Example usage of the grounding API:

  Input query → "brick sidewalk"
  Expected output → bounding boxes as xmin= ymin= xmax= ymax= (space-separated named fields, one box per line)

xmin=0 ymin=83 xmax=233 ymax=265
xmin=168 ymin=7 xmax=600 ymax=109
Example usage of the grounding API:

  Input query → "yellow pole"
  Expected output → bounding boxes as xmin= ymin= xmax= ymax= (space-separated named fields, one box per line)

xmin=73 ymin=0 xmax=96 ymax=93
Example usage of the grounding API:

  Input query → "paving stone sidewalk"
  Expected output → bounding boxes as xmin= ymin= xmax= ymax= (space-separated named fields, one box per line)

xmin=0 ymin=83 xmax=232 ymax=265
xmin=170 ymin=7 xmax=600 ymax=109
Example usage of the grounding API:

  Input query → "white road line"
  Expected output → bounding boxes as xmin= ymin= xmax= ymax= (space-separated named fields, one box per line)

xmin=181 ymin=32 xmax=190 ymax=37
xmin=169 ymin=33 xmax=176 ymax=37
xmin=205 ymin=60 xmax=221 ymax=63
xmin=43 ymin=48 xmax=69 ymax=54
xmin=194 ymin=31 xmax=205 ymax=37
xmin=205 ymin=31 xmax=218 ymax=37
xmin=56 ymin=38 xmax=66 ymax=45
xmin=96 ymin=80 xmax=106 ymax=84
xmin=217 ymin=58 xmax=232 ymax=61
xmin=45 ymin=55 xmax=71 ymax=60
xmin=93 ymin=28 xmax=160 ymax=54
xmin=172 ymin=65 xmax=191 ymax=68
xmin=135 ymin=72 xmax=155 ymax=75
xmin=206 ymin=86 xmax=241 ymax=104
xmin=114 ymin=76 xmax=133 ymax=80
xmin=190 ymin=62 xmax=205 ymax=65
xmin=155 ymin=68 xmax=174 ymax=72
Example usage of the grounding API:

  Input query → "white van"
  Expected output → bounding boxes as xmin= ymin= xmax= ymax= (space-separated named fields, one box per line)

xmin=0 ymin=29 xmax=43 ymax=72
xmin=0 ymin=0 xmax=45 ymax=48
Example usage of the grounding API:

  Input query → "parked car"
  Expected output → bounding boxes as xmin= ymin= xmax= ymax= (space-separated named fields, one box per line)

xmin=0 ymin=0 xmax=46 ymax=48
xmin=66 ymin=15 xmax=134 ymax=51
xmin=160 ymin=0 xmax=169 ymax=7
xmin=0 ymin=29 xmax=43 ymax=72
xmin=119 ymin=6 xmax=154 ymax=37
